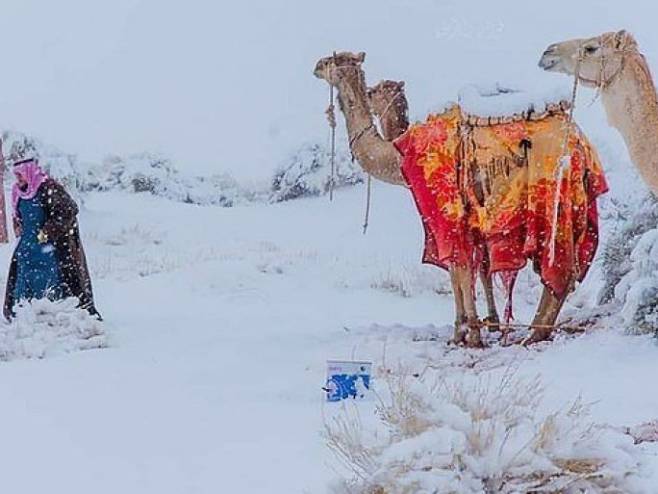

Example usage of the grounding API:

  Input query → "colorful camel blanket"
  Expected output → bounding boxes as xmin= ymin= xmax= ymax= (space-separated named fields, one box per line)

xmin=394 ymin=103 xmax=608 ymax=298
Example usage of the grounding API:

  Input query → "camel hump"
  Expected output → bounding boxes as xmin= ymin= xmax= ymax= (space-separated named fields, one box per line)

xmin=458 ymin=84 xmax=570 ymax=124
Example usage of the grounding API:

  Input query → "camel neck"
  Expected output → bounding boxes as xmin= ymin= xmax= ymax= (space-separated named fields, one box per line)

xmin=328 ymin=66 xmax=405 ymax=186
xmin=602 ymin=53 xmax=658 ymax=195
xmin=333 ymin=68 xmax=373 ymax=139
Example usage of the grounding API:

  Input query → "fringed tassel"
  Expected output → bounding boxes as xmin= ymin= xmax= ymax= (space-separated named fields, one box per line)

xmin=499 ymin=271 xmax=518 ymax=324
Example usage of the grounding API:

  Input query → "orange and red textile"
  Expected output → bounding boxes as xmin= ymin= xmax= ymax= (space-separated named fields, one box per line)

xmin=394 ymin=105 xmax=608 ymax=298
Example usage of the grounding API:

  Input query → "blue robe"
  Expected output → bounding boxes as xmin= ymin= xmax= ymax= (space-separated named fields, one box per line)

xmin=13 ymin=196 xmax=65 ymax=302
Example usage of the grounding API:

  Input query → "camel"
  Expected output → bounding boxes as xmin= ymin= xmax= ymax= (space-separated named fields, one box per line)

xmin=313 ymin=52 xmax=596 ymax=346
xmin=539 ymin=30 xmax=658 ymax=197
xmin=367 ymin=80 xmax=502 ymax=337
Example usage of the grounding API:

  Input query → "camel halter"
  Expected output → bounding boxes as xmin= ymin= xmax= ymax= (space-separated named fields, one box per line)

xmin=578 ymin=33 xmax=631 ymax=93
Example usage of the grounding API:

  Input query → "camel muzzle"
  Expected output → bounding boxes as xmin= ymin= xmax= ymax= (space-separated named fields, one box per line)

xmin=538 ymin=46 xmax=560 ymax=71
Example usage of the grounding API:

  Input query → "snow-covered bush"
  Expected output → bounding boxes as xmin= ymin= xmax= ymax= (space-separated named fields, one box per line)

xmin=1 ymin=130 xmax=86 ymax=203
xmin=600 ymin=195 xmax=658 ymax=334
xmin=82 ymin=153 xmax=263 ymax=206
xmin=326 ymin=371 xmax=643 ymax=493
xmin=271 ymin=143 xmax=363 ymax=202
xmin=0 ymin=130 xmax=367 ymax=207
xmin=0 ymin=298 xmax=107 ymax=361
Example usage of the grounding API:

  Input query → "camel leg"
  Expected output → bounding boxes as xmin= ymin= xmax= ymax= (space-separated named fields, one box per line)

xmin=479 ymin=254 xmax=499 ymax=330
xmin=454 ymin=265 xmax=483 ymax=348
xmin=523 ymin=286 xmax=569 ymax=345
xmin=450 ymin=267 xmax=467 ymax=344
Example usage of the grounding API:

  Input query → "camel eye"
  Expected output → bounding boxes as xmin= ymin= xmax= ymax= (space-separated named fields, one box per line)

xmin=584 ymin=45 xmax=598 ymax=55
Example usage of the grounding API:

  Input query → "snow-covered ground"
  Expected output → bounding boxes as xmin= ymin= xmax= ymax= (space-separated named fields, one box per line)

xmin=3 ymin=1 xmax=658 ymax=492
xmin=0 ymin=176 xmax=654 ymax=492
xmin=0 ymin=184 xmax=443 ymax=493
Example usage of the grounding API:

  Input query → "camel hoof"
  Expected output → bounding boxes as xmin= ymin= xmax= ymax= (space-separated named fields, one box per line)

xmin=522 ymin=329 xmax=553 ymax=346
xmin=465 ymin=322 xmax=485 ymax=349
xmin=483 ymin=316 xmax=501 ymax=333
xmin=451 ymin=332 xmax=467 ymax=346
xmin=465 ymin=338 xmax=486 ymax=349
xmin=451 ymin=319 xmax=467 ymax=346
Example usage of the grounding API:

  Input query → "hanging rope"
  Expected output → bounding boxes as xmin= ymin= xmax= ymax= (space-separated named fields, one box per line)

xmin=483 ymin=320 xmax=587 ymax=333
xmin=361 ymin=88 xmax=405 ymax=235
xmin=326 ymin=71 xmax=337 ymax=202
xmin=362 ymin=174 xmax=372 ymax=234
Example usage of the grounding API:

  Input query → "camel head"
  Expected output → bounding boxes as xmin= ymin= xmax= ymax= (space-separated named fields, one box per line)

xmin=367 ymin=80 xmax=405 ymax=117
xmin=539 ymin=30 xmax=638 ymax=88
xmin=313 ymin=51 xmax=366 ymax=85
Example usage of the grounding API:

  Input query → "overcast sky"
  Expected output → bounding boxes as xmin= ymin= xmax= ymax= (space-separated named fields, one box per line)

xmin=0 ymin=0 xmax=654 ymax=179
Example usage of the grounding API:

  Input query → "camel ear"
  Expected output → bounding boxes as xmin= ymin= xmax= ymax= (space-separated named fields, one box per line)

xmin=397 ymin=81 xmax=405 ymax=89
xmin=616 ymin=29 xmax=636 ymax=48
xmin=357 ymin=52 xmax=366 ymax=63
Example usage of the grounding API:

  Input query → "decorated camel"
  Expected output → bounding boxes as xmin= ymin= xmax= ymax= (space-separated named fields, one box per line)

xmin=314 ymin=52 xmax=607 ymax=346
xmin=367 ymin=79 xmax=503 ymax=339
xmin=539 ymin=30 xmax=658 ymax=198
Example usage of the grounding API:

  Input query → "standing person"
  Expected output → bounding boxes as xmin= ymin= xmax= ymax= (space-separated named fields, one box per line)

xmin=0 ymin=139 xmax=7 ymax=244
xmin=3 ymin=147 xmax=100 ymax=320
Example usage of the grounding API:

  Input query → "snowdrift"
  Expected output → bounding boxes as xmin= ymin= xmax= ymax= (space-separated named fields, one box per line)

xmin=0 ymin=298 xmax=107 ymax=361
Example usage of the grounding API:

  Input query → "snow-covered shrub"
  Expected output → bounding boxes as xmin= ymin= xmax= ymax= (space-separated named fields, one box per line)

xmin=0 ymin=298 xmax=107 ymax=361
xmin=326 ymin=372 xmax=642 ymax=493
xmin=82 ymin=153 xmax=262 ymax=206
xmin=600 ymin=195 xmax=658 ymax=303
xmin=600 ymin=195 xmax=658 ymax=334
xmin=626 ymin=420 xmax=658 ymax=445
xmin=271 ymin=143 xmax=363 ymax=202
xmin=1 ymin=130 xmax=85 ymax=202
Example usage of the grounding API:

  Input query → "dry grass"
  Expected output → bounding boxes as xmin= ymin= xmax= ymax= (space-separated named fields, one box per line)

xmin=326 ymin=369 xmax=642 ymax=494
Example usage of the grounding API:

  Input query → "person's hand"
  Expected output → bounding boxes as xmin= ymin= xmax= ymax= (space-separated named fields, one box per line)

xmin=37 ymin=230 xmax=48 ymax=244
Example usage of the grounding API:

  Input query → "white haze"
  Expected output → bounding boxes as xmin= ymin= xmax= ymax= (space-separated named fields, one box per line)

xmin=0 ymin=0 xmax=654 ymax=179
